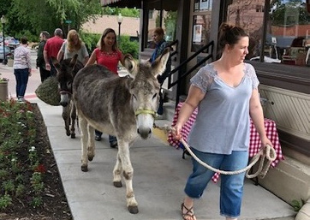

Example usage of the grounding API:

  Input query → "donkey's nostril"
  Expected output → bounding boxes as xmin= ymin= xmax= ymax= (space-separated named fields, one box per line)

xmin=60 ymin=102 xmax=68 ymax=107
xmin=137 ymin=128 xmax=140 ymax=134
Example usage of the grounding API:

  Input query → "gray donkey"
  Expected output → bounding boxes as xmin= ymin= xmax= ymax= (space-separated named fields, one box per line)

xmin=72 ymin=49 xmax=170 ymax=214
xmin=52 ymin=55 xmax=84 ymax=138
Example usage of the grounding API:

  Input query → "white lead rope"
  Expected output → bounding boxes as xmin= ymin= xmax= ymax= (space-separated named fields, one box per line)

xmin=156 ymin=124 xmax=277 ymax=179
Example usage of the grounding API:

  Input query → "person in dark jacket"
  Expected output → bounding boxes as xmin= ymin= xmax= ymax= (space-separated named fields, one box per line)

xmin=36 ymin=31 xmax=50 ymax=82
xmin=149 ymin=27 xmax=171 ymax=117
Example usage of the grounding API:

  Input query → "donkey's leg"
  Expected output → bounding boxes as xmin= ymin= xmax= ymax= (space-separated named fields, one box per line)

xmin=116 ymin=139 xmax=138 ymax=214
xmin=87 ymin=125 xmax=95 ymax=161
xmin=113 ymin=152 xmax=123 ymax=187
xmin=70 ymin=102 xmax=76 ymax=138
xmin=62 ymin=106 xmax=70 ymax=136
xmin=79 ymin=116 xmax=89 ymax=172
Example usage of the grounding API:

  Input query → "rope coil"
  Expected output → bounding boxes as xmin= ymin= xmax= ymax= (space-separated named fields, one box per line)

xmin=155 ymin=124 xmax=277 ymax=179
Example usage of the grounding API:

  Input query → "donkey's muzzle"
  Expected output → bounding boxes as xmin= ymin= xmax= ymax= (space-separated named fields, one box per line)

xmin=60 ymin=101 xmax=69 ymax=107
xmin=137 ymin=127 xmax=152 ymax=139
xmin=59 ymin=93 xmax=71 ymax=107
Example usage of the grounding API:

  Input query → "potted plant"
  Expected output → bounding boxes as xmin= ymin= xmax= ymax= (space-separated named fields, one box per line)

xmin=0 ymin=73 xmax=9 ymax=101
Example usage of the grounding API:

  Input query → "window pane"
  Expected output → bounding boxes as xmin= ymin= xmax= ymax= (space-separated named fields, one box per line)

xmin=194 ymin=0 xmax=213 ymax=12
xmin=146 ymin=10 xmax=177 ymax=48
xmin=191 ymin=14 xmax=212 ymax=53
xmin=269 ymin=0 xmax=310 ymax=66
xmin=225 ymin=0 xmax=310 ymax=65
xmin=226 ymin=0 xmax=265 ymax=61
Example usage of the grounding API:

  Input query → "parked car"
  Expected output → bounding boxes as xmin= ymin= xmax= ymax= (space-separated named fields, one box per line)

xmin=4 ymin=37 xmax=19 ymax=49
xmin=0 ymin=46 xmax=13 ymax=61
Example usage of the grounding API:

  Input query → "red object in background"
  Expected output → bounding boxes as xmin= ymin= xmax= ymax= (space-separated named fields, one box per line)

xmin=168 ymin=102 xmax=284 ymax=183
xmin=307 ymin=0 xmax=310 ymax=13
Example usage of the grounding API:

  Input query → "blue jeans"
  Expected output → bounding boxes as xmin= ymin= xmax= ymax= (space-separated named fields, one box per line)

xmin=95 ymin=130 xmax=117 ymax=144
xmin=49 ymin=59 xmax=57 ymax=77
xmin=184 ymin=148 xmax=248 ymax=218
xmin=14 ymin=68 xmax=29 ymax=98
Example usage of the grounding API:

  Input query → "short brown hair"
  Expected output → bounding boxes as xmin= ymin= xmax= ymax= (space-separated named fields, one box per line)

xmin=218 ymin=23 xmax=248 ymax=51
xmin=20 ymin=36 xmax=28 ymax=44
xmin=154 ymin=27 xmax=165 ymax=36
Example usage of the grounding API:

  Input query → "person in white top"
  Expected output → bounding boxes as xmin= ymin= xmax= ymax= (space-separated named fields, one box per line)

xmin=57 ymin=29 xmax=89 ymax=65
xmin=13 ymin=36 xmax=32 ymax=102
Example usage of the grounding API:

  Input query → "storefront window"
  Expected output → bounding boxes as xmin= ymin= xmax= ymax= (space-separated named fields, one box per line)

xmin=226 ymin=0 xmax=265 ymax=60
xmin=191 ymin=0 xmax=213 ymax=53
xmin=146 ymin=10 xmax=177 ymax=49
xmin=225 ymin=0 xmax=310 ymax=66
xmin=268 ymin=0 xmax=310 ymax=66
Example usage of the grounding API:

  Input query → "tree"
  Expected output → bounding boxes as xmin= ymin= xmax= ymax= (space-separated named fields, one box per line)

xmin=1 ymin=0 xmax=103 ymax=39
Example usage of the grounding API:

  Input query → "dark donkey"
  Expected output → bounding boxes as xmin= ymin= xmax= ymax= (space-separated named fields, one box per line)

xmin=52 ymin=54 xmax=84 ymax=138
xmin=72 ymin=49 xmax=170 ymax=214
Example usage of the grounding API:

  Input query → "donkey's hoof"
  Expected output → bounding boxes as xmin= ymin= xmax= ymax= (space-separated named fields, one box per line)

xmin=66 ymin=131 xmax=70 ymax=136
xmin=88 ymin=155 xmax=94 ymax=161
xmin=113 ymin=181 xmax=122 ymax=188
xmin=81 ymin=165 xmax=88 ymax=172
xmin=128 ymin=205 xmax=139 ymax=214
xmin=71 ymin=133 xmax=75 ymax=138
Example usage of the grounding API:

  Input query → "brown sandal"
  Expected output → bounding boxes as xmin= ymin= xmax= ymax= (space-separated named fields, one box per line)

xmin=181 ymin=202 xmax=196 ymax=220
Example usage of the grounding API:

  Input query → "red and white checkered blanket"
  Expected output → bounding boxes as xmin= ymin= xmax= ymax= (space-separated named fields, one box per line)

xmin=167 ymin=102 xmax=284 ymax=183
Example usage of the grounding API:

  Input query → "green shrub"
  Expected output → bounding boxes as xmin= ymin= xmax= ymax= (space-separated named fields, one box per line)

xmin=80 ymin=32 xmax=101 ymax=54
xmin=119 ymin=35 xmax=139 ymax=59
xmin=79 ymin=32 xmax=139 ymax=59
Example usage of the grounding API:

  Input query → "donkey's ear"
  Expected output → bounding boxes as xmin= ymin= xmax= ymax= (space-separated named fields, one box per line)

xmin=70 ymin=54 xmax=78 ymax=67
xmin=152 ymin=48 xmax=170 ymax=78
xmin=124 ymin=54 xmax=138 ymax=77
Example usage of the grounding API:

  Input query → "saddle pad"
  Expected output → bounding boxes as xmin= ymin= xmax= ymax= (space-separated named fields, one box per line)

xmin=35 ymin=76 xmax=60 ymax=106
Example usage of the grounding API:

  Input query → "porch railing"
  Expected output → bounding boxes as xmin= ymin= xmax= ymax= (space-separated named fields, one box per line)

xmin=166 ymin=40 xmax=215 ymax=106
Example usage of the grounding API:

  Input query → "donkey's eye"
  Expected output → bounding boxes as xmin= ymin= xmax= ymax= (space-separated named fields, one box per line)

xmin=67 ymin=81 xmax=72 ymax=88
xmin=132 ymin=94 xmax=137 ymax=101
xmin=152 ymin=93 xmax=157 ymax=99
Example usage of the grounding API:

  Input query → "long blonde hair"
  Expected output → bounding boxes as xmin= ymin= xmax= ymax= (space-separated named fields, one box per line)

xmin=67 ymin=30 xmax=82 ymax=52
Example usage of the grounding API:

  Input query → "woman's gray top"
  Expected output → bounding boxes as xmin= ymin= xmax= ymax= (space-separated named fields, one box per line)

xmin=188 ymin=63 xmax=259 ymax=154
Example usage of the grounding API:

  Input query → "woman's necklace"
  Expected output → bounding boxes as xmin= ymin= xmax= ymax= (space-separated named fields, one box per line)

xmin=101 ymin=49 xmax=114 ymax=55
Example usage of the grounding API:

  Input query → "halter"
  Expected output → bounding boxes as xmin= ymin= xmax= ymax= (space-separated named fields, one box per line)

xmin=59 ymin=90 xmax=72 ymax=95
xmin=135 ymin=109 xmax=156 ymax=118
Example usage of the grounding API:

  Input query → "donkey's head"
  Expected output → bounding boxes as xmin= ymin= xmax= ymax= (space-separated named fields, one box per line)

xmin=123 ymin=49 xmax=170 ymax=139
xmin=52 ymin=54 xmax=84 ymax=107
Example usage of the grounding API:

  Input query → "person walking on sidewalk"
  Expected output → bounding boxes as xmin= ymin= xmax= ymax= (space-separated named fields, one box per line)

xmin=13 ymin=36 xmax=32 ymax=102
xmin=36 ymin=31 xmax=51 ymax=82
xmin=57 ymin=29 xmax=89 ymax=65
xmin=43 ymin=28 xmax=64 ymax=76
xmin=173 ymin=23 xmax=273 ymax=220
xmin=85 ymin=28 xmax=125 ymax=148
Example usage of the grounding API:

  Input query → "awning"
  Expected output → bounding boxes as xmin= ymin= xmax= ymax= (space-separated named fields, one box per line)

xmin=101 ymin=0 xmax=141 ymax=8
xmin=101 ymin=0 xmax=121 ymax=6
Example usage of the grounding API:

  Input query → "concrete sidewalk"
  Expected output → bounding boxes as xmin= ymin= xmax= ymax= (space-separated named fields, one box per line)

xmin=35 ymin=99 xmax=295 ymax=220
